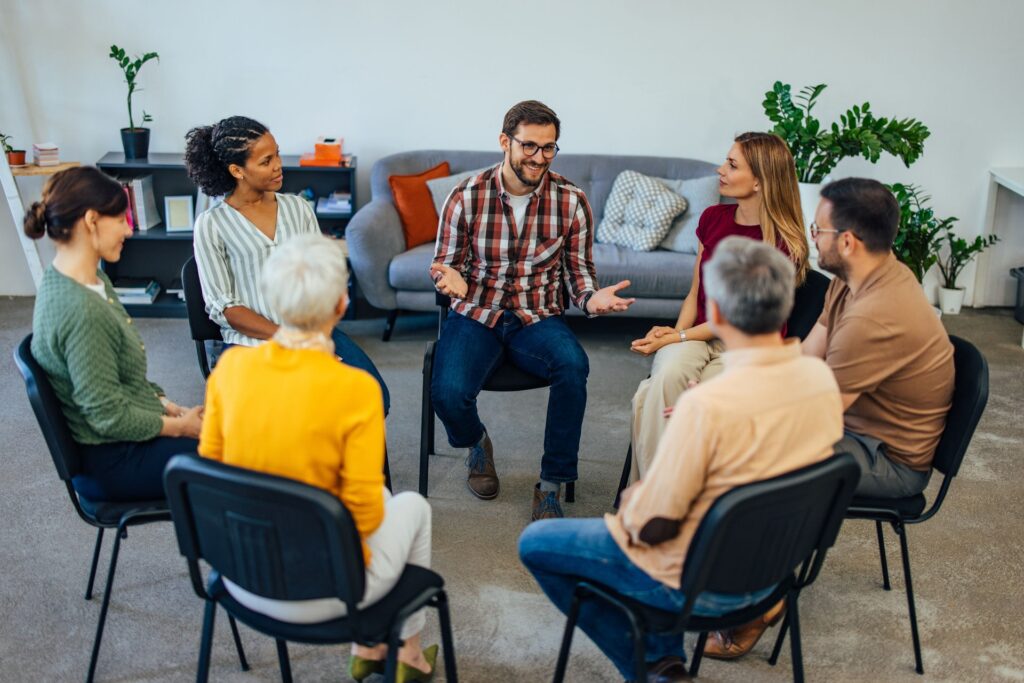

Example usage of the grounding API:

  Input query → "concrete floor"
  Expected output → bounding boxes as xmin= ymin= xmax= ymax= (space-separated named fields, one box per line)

xmin=0 ymin=297 xmax=1021 ymax=682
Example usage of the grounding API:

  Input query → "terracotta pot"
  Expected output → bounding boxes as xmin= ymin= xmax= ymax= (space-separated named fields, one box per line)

xmin=6 ymin=150 xmax=26 ymax=166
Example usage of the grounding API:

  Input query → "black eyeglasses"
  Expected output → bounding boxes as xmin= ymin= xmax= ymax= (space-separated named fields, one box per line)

xmin=508 ymin=135 xmax=560 ymax=160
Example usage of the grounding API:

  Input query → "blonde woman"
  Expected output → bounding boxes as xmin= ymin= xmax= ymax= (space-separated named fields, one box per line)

xmin=629 ymin=132 xmax=809 ymax=478
xmin=199 ymin=234 xmax=436 ymax=681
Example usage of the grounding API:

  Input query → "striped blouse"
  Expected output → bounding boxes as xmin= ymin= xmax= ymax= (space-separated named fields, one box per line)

xmin=193 ymin=193 xmax=318 ymax=347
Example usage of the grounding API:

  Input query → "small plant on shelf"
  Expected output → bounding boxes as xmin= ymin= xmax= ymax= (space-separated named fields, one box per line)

xmin=108 ymin=44 xmax=159 ymax=159
xmin=1 ymin=131 xmax=26 ymax=166
xmin=763 ymin=81 xmax=930 ymax=184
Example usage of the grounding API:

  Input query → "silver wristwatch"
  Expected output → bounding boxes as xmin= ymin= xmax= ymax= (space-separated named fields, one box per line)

xmin=678 ymin=329 xmax=687 ymax=342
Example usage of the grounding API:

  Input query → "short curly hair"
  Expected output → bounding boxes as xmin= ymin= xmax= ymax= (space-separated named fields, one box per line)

xmin=183 ymin=116 xmax=268 ymax=196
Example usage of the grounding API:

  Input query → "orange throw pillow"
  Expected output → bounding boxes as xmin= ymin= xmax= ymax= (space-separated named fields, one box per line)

xmin=389 ymin=161 xmax=451 ymax=248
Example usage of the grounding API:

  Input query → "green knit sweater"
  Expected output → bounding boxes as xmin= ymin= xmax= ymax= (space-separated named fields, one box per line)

xmin=31 ymin=266 xmax=165 ymax=445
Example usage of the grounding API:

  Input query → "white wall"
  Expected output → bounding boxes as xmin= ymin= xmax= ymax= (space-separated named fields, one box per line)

xmin=2 ymin=0 xmax=1023 ymax=303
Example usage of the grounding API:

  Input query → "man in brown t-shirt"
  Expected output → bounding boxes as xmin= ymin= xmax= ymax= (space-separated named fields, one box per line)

xmin=803 ymin=177 xmax=954 ymax=499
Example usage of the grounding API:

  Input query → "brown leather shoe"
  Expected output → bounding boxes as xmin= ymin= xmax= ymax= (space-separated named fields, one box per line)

xmin=531 ymin=483 xmax=564 ymax=520
xmin=466 ymin=432 xmax=498 ymax=500
xmin=702 ymin=599 xmax=786 ymax=660
xmin=644 ymin=655 xmax=691 ymax=682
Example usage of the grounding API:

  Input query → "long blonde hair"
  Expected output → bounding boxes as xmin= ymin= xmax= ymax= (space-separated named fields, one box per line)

xmin=734 ymin=132 xmax=809 ymax=284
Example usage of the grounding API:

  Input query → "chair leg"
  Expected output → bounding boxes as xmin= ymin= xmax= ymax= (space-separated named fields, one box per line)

xmin=896 ymin=523 xmax=924 ymax=675
xmin=85 ymin=528 xmax=104 ymax=600
xmin=769 ymin=612 xmax=790 ymax=666
xmin=382 ymin=310 xmax=399 ymax=341
xmin=565 ymin=481 xmax=575 ymax=503
xmin=689 ymin=631 xmax=708 ymax=677
xmin=553 ymin=590 xmax=585 ymax=683
xmin=628 ymin=612 xmax=647 ymax=683
xmin=384 ymin=445 xmax=393 ymax=493
xmin=419 ymin=344 xmax=436 ymax=497
xmin=787 ymin=593 xmax=804 ymax=683
xmin=227 ymin=614 xmax=249 ymax=671
xmin=383 ymin=627 xmax=404 ymax=683
xmin=275 ymin=639 xmax=293 ymax=683
xmin=435 ymin=591 xmax=458 ymax=683
xmin=613 ymin=444 xmax=633 ymax=509
xmin=876 ymin=520 xmax=891 ymax=590
xmin=197 ymin=600 xmax=217 ymax=683
xmin=196 ymin=340 xmax=211 ymax=379
xmin=86 ymin=524 xmax=126 ymax=683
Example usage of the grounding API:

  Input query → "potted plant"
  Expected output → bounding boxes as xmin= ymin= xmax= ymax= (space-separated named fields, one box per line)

xmin=937 ymin=230 xmax=999 ymax=315
xmin=763 ymin=81 xmax=931 ymax=258
xmin=889 ymin=183 xmax=949 ymax=284
xmin=108 ymin=44 xmax=159 ymax=159
xmin=1 ymin=132 xmax=26 ymax=167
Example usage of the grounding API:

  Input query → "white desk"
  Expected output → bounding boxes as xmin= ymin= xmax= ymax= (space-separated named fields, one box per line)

xmin=973 ymin=168 xmax=1024 ymax=346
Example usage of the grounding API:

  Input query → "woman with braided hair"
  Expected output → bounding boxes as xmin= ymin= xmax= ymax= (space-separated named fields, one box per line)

xmin=185 ymin=116 xmax=390 ymax=413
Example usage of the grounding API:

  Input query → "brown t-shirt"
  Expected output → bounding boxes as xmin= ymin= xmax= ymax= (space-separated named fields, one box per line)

xmin=818 ymin=254 xmax=954 ymax=471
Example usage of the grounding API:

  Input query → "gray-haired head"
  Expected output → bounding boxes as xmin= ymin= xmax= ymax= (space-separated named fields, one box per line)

xmin=703 ymin=236 xmax=795 ymax=335
xmin=262 ymin=233 xmax=348 ymax=331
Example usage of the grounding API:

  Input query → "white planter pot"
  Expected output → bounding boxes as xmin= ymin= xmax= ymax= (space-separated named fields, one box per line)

xmin=939 ymin=287 xmax=966 ymax=315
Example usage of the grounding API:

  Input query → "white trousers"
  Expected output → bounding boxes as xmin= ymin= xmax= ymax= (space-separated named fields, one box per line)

xmin=630 ymin=339 xmax=726 ymax=481
xmin=225 ymin=490 xmax=433 ymax=639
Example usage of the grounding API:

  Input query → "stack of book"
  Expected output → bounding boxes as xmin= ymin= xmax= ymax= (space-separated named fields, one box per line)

xmin=113 ymin=277 xmax=160 ymax=305
xmin=111 ymin=174 xmax=161 ymax=231
xmin=315 ymin=191 xmax=352 ymax=217
xmin=33 ymin=142 xmax=60 ymax=167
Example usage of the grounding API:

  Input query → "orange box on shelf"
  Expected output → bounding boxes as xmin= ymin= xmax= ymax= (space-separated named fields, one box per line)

xmin=299 ymin=153 xmax=353 ymax=167
xmin=314 ymin=136 xmax=343 ymax=161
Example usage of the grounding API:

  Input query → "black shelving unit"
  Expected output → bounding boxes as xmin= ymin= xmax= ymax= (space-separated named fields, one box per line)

xmin=97 ymin=152 xmax=358 ymax=318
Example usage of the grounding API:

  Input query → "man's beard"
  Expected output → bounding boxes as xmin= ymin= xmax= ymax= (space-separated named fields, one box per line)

xmin=817 ymin=243 xmax=848 ymax=281
xmin=511 ymin=156 xmax=548 ymax=187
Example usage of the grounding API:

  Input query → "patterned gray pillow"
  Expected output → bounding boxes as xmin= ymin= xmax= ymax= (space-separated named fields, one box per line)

xmin=656 ymin=175 xmax=722 ymax=254
xmin=596 ymin=171 xmax=688 ymax=251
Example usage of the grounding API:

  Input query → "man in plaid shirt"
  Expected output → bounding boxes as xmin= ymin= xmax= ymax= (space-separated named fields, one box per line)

xmin=430 ymin=100 xmax=634 ymax=521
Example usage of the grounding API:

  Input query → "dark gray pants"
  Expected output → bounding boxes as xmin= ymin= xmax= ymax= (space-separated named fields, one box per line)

xmin=834 ymin=431 xmax=931 ymax=498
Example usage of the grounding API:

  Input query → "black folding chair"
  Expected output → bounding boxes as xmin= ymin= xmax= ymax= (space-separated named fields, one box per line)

xmin=613 ymin=270 xmax=831 ymax=507
xmin=13 ymin=335 xmax=242 ymax=682
xmin=163 ymin=455 xmax=458 ymax=683
xmin=419 ymin=290 xmax=575 ymax=502
xmin=845 ymin=335 xmax=988 ymax=674
xmin=181 ymin=256 xmax=223 ymax=379
xmin=552 ymin=453 xmax=860 ymax=683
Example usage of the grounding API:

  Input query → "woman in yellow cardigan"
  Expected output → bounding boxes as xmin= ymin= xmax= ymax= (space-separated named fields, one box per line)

xmin=199 ymin=233 xmax=435 ymax=681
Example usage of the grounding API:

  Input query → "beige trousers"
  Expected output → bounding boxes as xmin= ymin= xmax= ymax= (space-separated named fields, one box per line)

xmin=630 ymin=339 xmax=727 ymax=481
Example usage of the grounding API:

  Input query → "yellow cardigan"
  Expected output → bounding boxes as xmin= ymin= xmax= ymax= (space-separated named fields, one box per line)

xmin=199 ymin=341 xmax=385 ymax=563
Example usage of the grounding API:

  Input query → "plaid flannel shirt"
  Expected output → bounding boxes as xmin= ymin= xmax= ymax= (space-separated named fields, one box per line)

xmin=431 ymin=163 xmax=598 ymax=328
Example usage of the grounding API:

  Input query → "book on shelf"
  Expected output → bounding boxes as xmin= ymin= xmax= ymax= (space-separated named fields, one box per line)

xmin=32 ymin=142 xmax=60 ymax=167
xmin=316 ymin=191 xmax=352 ymax=216
xmin=113 ymin=277 xmax=157 ymax=294
xmin=130 ymin=176 xmax=161 ymax=230
xmin=115 ymin=280 xmax=160 ymax=305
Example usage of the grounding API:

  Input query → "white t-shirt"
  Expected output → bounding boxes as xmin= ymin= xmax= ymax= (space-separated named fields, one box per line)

xmin=506 ymin=192 xmax=531 ymax=231
xmin=83 ymin=282 xmax=107 ymax=298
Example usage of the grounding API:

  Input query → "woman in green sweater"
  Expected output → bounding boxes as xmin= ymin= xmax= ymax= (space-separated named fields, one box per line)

xmin=26 ymin=166 xmax=202 ymax=501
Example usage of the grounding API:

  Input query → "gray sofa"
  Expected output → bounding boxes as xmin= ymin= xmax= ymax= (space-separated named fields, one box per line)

xmin=346 ymin=150 xmax=718 ymax=339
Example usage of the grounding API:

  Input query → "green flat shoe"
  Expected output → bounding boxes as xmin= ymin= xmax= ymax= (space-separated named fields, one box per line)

xmin=348 ymin=653 xmax=385 ymax=681
xmin=396 ymin=644 xmax=439 ymax=683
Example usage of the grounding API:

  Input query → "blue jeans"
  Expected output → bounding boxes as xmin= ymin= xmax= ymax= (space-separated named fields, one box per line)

xmin=75 ymin=437 xmax=198 ymax=501
xmin=431 ymin=311 xmax=588 ymax=483
xmin=519 ymin=519 xmax=775 ymax=680
xmin=221 ymin=326 xmax=390 ymax=415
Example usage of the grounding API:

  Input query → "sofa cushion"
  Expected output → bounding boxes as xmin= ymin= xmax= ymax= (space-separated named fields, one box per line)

xmin=426 ymin=167 xmax=490 ymax=215
xmin=656 ymin=175 xmax=721 ymax=254
xmin=389 ymin=161 xmax=450 ymax=249
xmin=389 ymin=243 xmax=437 ymax=292
xmin=597 ymin=171 xmax=687 ymax=252
xmin=592 ymin=243 xmax=696 ymax=299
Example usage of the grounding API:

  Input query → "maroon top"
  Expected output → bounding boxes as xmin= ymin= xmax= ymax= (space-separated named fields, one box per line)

xmin=694 ymin=204 xmax=790 ymax=334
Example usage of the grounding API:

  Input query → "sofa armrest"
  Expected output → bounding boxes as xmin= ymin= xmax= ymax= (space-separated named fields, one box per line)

xmin=346 ymin=199 xmax=407 ymax=310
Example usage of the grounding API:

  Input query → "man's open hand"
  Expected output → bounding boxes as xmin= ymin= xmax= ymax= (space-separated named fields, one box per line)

xmin=586 ymin=280 xmax=635 ymax=315
xmin=429 ymin=263 xmax=468 ymax=299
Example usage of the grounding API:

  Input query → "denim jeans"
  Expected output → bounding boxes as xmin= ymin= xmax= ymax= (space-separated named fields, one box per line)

xmin=519 ymin=518 xmax=776 ymax=680
xmin=220 ymin=326 xmax=390 ymax=416
xmin=430 ymin=310 xmax=588 ymax=483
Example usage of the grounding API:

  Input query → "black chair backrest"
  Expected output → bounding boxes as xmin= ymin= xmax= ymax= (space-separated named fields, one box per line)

xmin=787 ymin=270 xmax=830 ymax=341
xmin=13 ymin=334 xmax=82 ymax=480
xmin=932 ymin=336 xmax=988 ymax=478
xmin=163 ymin=455 xmax=367 ymax=612
xmin=679 ymin=453 xmax=860 ymax=601
xmin=182 ymin=256 xmax=223 ymax=343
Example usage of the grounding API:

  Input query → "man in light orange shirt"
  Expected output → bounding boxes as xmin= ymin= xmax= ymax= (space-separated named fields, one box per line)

xmin=519 ymin=238 xmax=843 ymax=682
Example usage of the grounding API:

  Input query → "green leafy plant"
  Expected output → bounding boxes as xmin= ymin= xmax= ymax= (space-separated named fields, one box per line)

xmin=108 ymin=44 xmax=159 ymax=131
xmin=889 ymin=183 xmax=951 ymax=283
xmin=0 ymin=132 xmax=14 ymax=154
xmin=938 ymin=230 xmax=999 ymax=290
xmin=764 ymin=81 xmax=930 ymax=184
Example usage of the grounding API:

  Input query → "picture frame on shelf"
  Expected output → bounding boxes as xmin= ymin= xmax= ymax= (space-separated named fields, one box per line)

xmin=164 ymin=195 xmax=194 ymax=232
